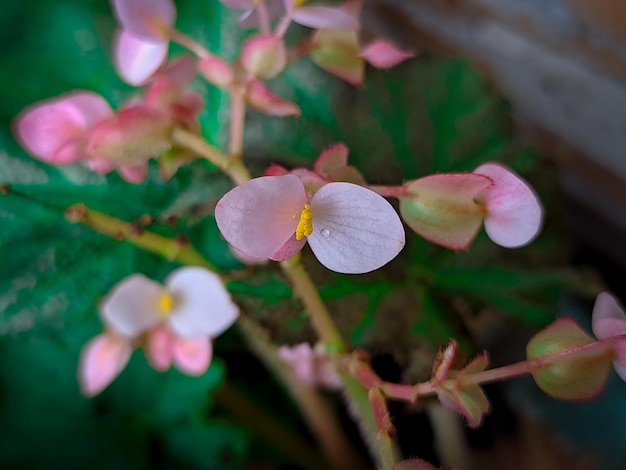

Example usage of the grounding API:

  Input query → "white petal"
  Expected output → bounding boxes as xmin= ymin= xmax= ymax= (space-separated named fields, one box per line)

xmin=114 ymin=30 xmax=168 ymax=86
xmin=100 ymin=274 xmax=163 ymax=336
xmin=166 ymin=267 xmax=239 ymax=337
xmin=308 ymin=183 xmax=405 ymax=274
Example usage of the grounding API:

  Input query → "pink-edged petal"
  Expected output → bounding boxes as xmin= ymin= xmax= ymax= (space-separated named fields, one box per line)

xmin=118 ymin=163 xmax=148 ymax=183
xmin=292 ymin=6 xmax=359 ymax=31
xmin=15 ymin=91 xmax=112 ymax=163
xmin=172 ymin=336 xmax=213 ymax=375
xmin=290 ymin=167 xmax=327 ymax=194
xmin=264 ymin=164 xmax=289 ymax=176
xmin=592 ymin=292 xmax=626 ymax=328
xmin=269 ymin=233 xmax=307 ymax=261
xmin=215 ymin=174 xmax=307 ymax=258
xmin=166 ymin=267 xmax=239 ymax=338
xmin=399 ymin=173 xmax=492 ymax=250
xmin=114 ymin=30 xmax=168 ymax=86
xmin=199 ymin=55 xmax=234 ymax=88
xmin=144 ymin=325 xmax=175 ymax=371
xmin=112 ymin=0 xmax=175 ymax=42
xmin=310 ymin=30 xmax=364 ymax=86
xmin=278 ymin=343 xmax=316 ymax=386
xmin=78 ymin=333 xmax=132 ymax=396
xmin=474 ymin=162 xmax=543 ymax=248
xmin=100 ymin=274 xmax=163 ymax=337
xmin=360 ymin=39 xmax=415 ymax=69
xmin=313 ymin=142 xmax=349 ymax=177
xmin=230 ymin=245 xmax=269 ymax=265
xmin=307 ymin=182 xmax=405 ymax=274
xmin=247 ymin=80 xmax=301 ymax=116
xmin=87 ymin=159 xmax=115 ymax=174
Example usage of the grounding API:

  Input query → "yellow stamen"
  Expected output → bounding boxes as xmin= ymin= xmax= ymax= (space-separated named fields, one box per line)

xmin=294 ymin=0 xmax=309 ymax=6
xmin=158 ymin=292 xmax=175 ymax=318
xmin=295 ymin=204 xmax=314 ymax=240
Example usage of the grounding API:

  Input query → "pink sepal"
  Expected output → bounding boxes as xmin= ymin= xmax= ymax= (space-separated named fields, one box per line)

xmin=119 ymin=163 xmax=149 ymax=183
xmin=199 ymin=56 xmax=234 ymax=88
xmin=145 ymin=325 xmax=175 ymax=371
xmin=360 ymin=39 xmax=415 ymax=69
xmin=314 ymin=142 xmax=349 ymax=176
xmin=78 ymin=332 xmax=132 ymax=396
xmin=247 ymin=80 xmax=301 ymax=117
xmin=264 ymin=164 xmax=289 ymax=176
xmin=172 ymin=336 xmax=212 ymax=375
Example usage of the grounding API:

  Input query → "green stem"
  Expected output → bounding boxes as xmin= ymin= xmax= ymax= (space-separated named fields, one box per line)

xmin=279 ymin=255 xmax=345 ymax=353
xmin=64 ymin=204 xmax=216 ymax=270
xmin=171 ymin=127 xmax=251 ymax=185
xmin=228 ymin=89 xmax=247 ymax=160
xmin=214 ymin=382 xmax=326 ymax=470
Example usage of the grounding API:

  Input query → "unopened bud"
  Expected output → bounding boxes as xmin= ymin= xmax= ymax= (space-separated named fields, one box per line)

xmin=241 ymin=35 xmax=286 ymax=80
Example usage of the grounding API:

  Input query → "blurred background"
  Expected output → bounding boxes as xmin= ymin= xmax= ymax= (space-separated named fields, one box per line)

xmin=1 ymin=0 xmax=626 ymax=469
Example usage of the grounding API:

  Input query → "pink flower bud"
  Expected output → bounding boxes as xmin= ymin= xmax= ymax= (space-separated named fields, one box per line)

xmin=198 ymin=56 xmax=235 ymax=88
xmin=86 ymin=105 xmax=172 ymax=165
xmin=359 ymin=39 xmax=415 ymax=69
xmin=247 ymin=80 xmax=301 ymax=117
xmin=241 ymin=35 xmax=287 ymax=80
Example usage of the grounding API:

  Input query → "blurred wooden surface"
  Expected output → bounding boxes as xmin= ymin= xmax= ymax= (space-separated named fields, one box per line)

xmin=365 ymin=0 xmax=626 ymax=266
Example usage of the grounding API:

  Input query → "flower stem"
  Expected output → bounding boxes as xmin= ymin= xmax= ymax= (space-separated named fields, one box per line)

xmin=214 ymin=381 xmax=327 ymax=470
xmin=64 ymin=204 xmax=216 ymax=270
xmin=170 ymin=29 xmax=211 ymax=58
xmin=237 ymin=316 xmax=368 ymax=470
xmin=229 ymin=88 xmax=247 ymax=160
xmin=252 ymin=0 xmax=271 ymax=36
xmin=171 ymin=127 xmax=251 ymax=185
xmin=279 ymin=255 xmax=345 ymax=353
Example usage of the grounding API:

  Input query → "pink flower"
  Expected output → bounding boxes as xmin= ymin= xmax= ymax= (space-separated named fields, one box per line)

xmin=277 ymin=342 xmax=341 ymax=389
xmin=15 ymin=91 xmax=113 ymax=165
xmin=358 ymin=39 xmax=416 ymax=69
xmin=215 ymin=174 xmax=405 ymax=274
xmin=592 ymin=292 xmax=626 ymax=382
xmin=78 ymin=267 xmax=239 ymax=396
xmin=399 ymin=162 xmax=542 ymax=250
xmin=112 ymin=0 xmax=176 ymax=85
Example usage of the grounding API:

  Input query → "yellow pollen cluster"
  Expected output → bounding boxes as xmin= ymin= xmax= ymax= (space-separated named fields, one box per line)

xmin=295 ymin=204 xmax=313 ymax=240
xmin=158 ymin=292 xmax=175 ymax=318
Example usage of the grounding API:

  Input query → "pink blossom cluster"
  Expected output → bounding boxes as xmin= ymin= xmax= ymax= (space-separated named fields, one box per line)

xmin=79 ymin=267 xmax=238 ymax=396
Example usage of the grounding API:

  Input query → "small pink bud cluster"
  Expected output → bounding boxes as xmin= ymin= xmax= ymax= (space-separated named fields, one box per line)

xmin=277 ymin=342 xmax=341 ymax=388
xmin=79 ymin=267 xmax=239 ymax=396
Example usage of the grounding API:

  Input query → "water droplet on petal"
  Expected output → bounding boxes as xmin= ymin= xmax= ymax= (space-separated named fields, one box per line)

xmin=320 ymin=228 xmax=330 ymax=237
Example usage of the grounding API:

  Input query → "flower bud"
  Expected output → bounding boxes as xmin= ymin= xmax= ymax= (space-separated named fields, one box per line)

xmin=527 ymin=318 xmax=613 ymax=400
xmin=199 ymin=56 xmax=235 ymax=88
xmin=247 ymin=80 xmax=301 ymax=117
xmin=241 ymin=35 xmax=286 ymax=80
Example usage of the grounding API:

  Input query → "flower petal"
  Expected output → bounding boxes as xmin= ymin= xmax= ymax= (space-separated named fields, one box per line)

xmin=269 ymin=233 xmax=308 ymax=261
xmin=112 ymin=0 xmax=175 ymax=42
xmin=114 ymin=30 xmax=168 ymax=86
xmin=359 ymin=39 xmax=415 ymax=69
xmin=399 ymin=173 xmax=491 ymax=250
xmin=173 ymin=336 xmax=213 ymax=375
xmin=292 ymin=6 xmax=359 ymax=31
xmin=15 ymin=91 xmax=112 ymax=163
xmin=592 ymin=292 xmax=626 ymax=334
xmin=307 ymin=182 xmax=405 ymax=274
xmin=313 ymin=142 xmax=349 ymax=177
xmin=215 ymin=174 xmax=307 ymax=258
xmin=166 ymin=267 xmax=239 ymax=337
xmin=144 ymin=325 xmax=174 ymax=371
xmin=78 ymin=333 xmax=132 ymax=396
xmin=100 ymin=274 xmax=163 ymax=337
xmin=474 ymin=162 xmax=543 ymax=248
xmin=118 ymin=163 xmax=149 ymax=183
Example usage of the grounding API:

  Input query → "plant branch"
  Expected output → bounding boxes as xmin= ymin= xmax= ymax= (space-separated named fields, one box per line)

xmin=64 ymin=204 xmax=216 ymax=270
